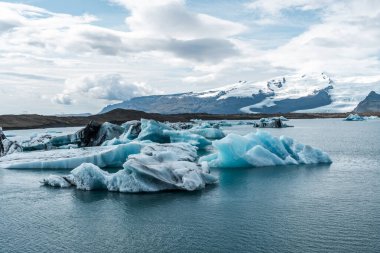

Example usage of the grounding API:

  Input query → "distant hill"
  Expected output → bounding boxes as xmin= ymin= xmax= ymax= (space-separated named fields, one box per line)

xmin=1 ymin=108 xmax=375 ymax=130
xmin=354 ymin=91 xmax=380 ymax=113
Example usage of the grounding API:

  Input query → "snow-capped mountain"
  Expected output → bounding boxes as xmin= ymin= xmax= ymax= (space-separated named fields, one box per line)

xmin=100 ymin=73 xmax=377 ymax=114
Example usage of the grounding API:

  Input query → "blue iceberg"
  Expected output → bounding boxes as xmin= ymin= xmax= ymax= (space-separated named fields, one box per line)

xmin=344 ymin=114 xmax=365 ymax=121
xmin=200 ymin=131 xmax=332 ymax=168
xmin=0 ymin=143 xmax=142 ymax=169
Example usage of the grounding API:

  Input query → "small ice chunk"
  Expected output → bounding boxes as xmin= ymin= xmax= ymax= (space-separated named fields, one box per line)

xmin=41 ymin=175 xmax=71 ymax=188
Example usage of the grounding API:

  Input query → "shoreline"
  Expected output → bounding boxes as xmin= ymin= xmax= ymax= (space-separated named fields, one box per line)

xmin=1 ymin=109 xmax=379 ymax=130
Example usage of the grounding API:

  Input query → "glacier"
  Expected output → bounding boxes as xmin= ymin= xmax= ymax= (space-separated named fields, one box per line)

xmin=42 ymin=143 xmax=218 ymax=192
xmin=200 ymin=131 xmax=332 ymax=168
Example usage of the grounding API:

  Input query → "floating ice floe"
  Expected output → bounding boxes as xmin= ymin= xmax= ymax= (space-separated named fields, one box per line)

xmin=200 ymin=131 xmax=332 ymax=168
xmin=252 ymin=117 xmax=292 ymax=128
xmin=42 ymin=143 xmax=217 ymax=192
xmin=0 ymin=143 xmax=142 ymax=169
xmin=344 ymin=114 xmax=365 ymax=121
xmin=363 ymin=116 xmax=379 ymax=120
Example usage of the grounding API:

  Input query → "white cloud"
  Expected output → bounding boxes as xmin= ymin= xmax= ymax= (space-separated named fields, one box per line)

xmin=246 ymin=0 xmax=332 ymax=15
xmin=113 ymin=0 xmax=246 ymax=39
xmin=57 ymin=74 xmax=157 ymax=103
xmin=0 ymin=0 xmax=380 ymax=114
xmin=51 ymin=94 xmax=74 ymax=105
xmin=264 ymin=0 xmax=380 ymax=76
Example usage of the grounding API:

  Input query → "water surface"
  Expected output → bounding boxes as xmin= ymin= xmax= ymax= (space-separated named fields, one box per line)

xmin=1 ymin=119 xmax=379 ymax=252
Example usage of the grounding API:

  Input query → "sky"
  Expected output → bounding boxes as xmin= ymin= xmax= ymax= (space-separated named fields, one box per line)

xmin=0 ymin=0 xmax=379 ymax=114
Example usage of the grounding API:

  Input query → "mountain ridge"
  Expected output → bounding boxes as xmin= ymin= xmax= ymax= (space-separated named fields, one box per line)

xmin=101 ymin=73 xmax=335 ymax=114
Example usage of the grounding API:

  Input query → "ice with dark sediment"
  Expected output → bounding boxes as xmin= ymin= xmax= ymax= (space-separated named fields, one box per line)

xmin=42 ymin=143 xmax=218 ymax=192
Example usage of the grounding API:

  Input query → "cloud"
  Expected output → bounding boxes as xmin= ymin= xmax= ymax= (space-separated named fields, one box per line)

xmin=1 ymin=0 xmax=380 ymax=114
xmin=0 ymin=1 xmax=244 ymax=64
xmin=55 ymin=74 xmax=157 ymax=104
xmin=51 ymin=94 xmax=74 ymax=105
xmin=246 ymin=0 xmax=332 ymax=15
xmin=264 ymin=0 xmax=380 ymax=76
xmin=113 ymin=0 xmax=246 ymax=39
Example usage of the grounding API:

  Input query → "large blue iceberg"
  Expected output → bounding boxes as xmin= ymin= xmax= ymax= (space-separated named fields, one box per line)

xmin=200 ymin=131 xmax=332 ymax=168
xmin=42 ymin=143 xmax=217 ymax=192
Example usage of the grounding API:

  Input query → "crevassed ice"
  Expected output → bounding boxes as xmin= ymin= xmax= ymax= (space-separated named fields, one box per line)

xmin=200 ymin=131 xmax=332 ymax=168
xmin=42 ymin=143 xmax=218 ymax=192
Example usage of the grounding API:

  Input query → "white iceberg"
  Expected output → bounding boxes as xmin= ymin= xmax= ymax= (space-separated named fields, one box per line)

xmin=0 ymin=143 xmax=142 ymax=169
xmin=41 ymin=175 xmax=71 ymax=188
xmin=252 ymin=117 xmax=292 ymax=128
xmin=363 ymin=116 xmax=379 ymax=120
xmin=42 ymin=143 xmax=217 ymax=192
xmin=200 ymin=131 xmax=332 ymax=168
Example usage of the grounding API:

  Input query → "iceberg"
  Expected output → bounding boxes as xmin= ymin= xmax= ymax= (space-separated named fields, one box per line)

xmin=163 ymin=130 xmax=211 ymax=149
xmin=101 ymin=122 xmax=140 ymax=146
xmin=120 ymin=120 xmax=141 ymax=139
xmin=166 ymin=122 xmax=194 ymax=130
xmin=363 ymin=116 xmax=379 ymax=120
xmin=344 ymin=114 xmax=365 ymax=121
xmin=0 ymin=143 xmax=142 ymax=169
xmin=42 ymin=143 xmax=218 ymax=192
xmin=252 ymin=117 xmax=292 ymax=128
xmin=55 ymin=121 xmax=124 ymax=147
xmin=41 ymin=175 xmax=71 ymax=188
xmin=137 ymin=119 xmax=173 ymax=143
xmin=0 ymin=128 xmax=22 ymax=157
xmin=200 ymin=131 xmax=332 ymax=168
xmin=189 ymin=123 xmax=225 ymax=139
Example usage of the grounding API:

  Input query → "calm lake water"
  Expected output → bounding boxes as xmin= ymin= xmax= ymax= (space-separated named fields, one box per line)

xmin=1 ymin=119 xmax=379 ymax=252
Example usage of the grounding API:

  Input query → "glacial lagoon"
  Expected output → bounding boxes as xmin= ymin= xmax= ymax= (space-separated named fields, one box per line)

xmin=0 ymin=118 xmax=379 ymax=252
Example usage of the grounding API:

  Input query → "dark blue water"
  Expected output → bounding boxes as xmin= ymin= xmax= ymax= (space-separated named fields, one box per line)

xmin=1 ymin=119 xmax=379 ymax=252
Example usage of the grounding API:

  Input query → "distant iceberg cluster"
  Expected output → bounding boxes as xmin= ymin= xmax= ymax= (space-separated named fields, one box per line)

xmin=0 ymin=118 xmax=332 ymax=193
xmin=344 ymin=114 xmax=379 ymax=121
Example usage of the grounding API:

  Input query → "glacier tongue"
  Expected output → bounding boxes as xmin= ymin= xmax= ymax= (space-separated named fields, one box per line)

xmin=42 ymin=143 xmax=218 ymax=192
xmin=200 ymin=131 xmax=332 ymax=168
